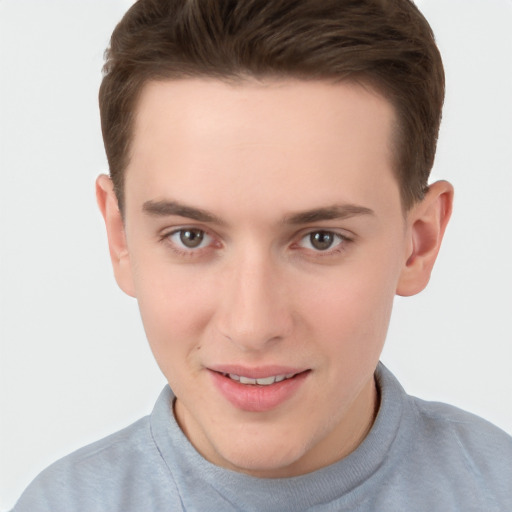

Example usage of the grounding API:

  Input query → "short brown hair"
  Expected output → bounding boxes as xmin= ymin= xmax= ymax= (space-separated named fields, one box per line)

xmin=99 ymin=0 xmax=444 ymax=212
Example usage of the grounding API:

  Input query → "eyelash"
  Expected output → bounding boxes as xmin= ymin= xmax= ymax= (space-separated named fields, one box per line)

xmin=294 ymin=231 xmax=351 ymax=257
xmin=160 ymin=227 xmax=352 ymax=259
xmin=160 ymin=228 xmax=218 ymax=257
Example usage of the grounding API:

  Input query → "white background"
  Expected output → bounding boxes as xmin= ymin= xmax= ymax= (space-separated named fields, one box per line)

xmin=1 ymin=0 xmax=511 ymax=509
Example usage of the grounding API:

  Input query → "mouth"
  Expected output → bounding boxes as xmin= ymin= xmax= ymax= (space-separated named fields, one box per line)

xmin=209 ymin=367 xmax=311 ymax=412
xmin=219 ymin=371 xmax=301 ymax=386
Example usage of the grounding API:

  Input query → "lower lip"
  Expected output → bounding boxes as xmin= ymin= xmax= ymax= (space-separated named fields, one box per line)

xmin=209 ymin=370 xmax=309 ymax=413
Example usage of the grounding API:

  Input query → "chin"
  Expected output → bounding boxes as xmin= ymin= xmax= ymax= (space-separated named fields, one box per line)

xmin=213 ymin=432 xmax=313 ymax=478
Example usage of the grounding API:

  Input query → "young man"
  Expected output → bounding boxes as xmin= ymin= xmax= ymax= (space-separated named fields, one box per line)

xmin=13 ymin=0 xmax=512 ymax=510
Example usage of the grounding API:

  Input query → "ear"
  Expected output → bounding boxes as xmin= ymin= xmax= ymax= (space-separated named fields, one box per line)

xmin=96 ymin=174 xmax=136 ymax=297
xmin=396 ymin=180 xmax=454 ymax=297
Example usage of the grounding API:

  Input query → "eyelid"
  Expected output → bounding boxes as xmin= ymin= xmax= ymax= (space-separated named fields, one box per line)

xmin=171 ymin=229 xmax=211 ymax=249
xmin=158 ymin=225 xmax=353 ymax=258
xmin=293 ymin=228 xmax=353 ymax=255
xmin=299 ymin=231 xmax=344 ymax=247
xmin=160 ymin=225 xmax=221 ymax=255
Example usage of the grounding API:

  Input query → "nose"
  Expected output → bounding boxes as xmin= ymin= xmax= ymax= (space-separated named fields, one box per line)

xmin=214 ymin=251 xmax=294 ymax=352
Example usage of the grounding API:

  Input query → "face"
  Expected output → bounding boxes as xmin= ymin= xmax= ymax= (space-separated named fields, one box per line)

xmin=102 ymin=78 xmax=429 ymax=477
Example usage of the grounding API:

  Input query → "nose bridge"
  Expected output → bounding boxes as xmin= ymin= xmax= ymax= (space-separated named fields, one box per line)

xmin=216 ymin=245 xmax=292 ymax=351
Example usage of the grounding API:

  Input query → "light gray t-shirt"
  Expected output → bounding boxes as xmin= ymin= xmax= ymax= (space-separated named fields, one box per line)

xmin=13 ymin=364 xmax=512 ymax=511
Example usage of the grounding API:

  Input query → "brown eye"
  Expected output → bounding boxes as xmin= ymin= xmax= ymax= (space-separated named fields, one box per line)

xmin=178 ymin=229 xmax=205 ymax=248
xmin=309 ymin=231 xmax=335 ymax=251
xmin=297 ymin=230 xmax=346 ymax=253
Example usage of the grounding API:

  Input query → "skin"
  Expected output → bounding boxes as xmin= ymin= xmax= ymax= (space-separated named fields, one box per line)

xmin=97 ymin=78 xmax=453 ymax=478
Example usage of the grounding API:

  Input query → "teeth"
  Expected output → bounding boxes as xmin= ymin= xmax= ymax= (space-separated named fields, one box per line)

xmin=255 ymin=376 xmax=276 ymax=386
xmin=239 ymin=376 xmax=257 ymax=385
xmin=225 ymin=373 xmax=297 ymax=386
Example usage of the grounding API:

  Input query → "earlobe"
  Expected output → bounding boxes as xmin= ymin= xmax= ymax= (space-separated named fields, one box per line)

xmin=396 ymin=180 xmax=454 ymax=297
xmin=96 ymin=174 xmax=136 ymax=298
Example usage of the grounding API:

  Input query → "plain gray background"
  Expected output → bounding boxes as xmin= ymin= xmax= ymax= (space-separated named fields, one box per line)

xmin=1 ymin=0 xmax=511 ymax=509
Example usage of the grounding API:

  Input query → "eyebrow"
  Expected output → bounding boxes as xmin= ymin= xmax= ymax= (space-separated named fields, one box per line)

xmin=142 ymin=199 xmax=374 ymax=225
xmin=143 ymin=200 xmax=225 ymax=225
xmin=283 ymin=204 xmax=375 ymax=224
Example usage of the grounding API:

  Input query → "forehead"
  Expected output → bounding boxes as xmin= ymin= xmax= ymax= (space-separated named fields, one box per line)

xmin=125 ymin=78 xmax=401 ymax=218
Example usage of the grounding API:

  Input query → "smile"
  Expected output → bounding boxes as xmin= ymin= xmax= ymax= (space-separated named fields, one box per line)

xmin=222 ymin=372 xmax=298 ymax=386
xmin=210 ymin=369 xmax=310 ymax=412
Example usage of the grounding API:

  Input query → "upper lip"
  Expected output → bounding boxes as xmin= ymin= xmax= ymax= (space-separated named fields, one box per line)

xmin=207 ymin=364 xmax=309 ymax=379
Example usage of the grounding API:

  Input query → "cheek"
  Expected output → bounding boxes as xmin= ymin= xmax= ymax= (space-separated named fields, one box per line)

xmin=299 ymin=258 xmax=398 ymax=355
xmin=131 ymin=261 xmax=216 ymax=370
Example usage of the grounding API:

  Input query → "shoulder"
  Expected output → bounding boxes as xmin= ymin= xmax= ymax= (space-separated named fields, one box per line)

xmin=406 ymin=396 xmax=512 ymax=504
xmin=35 ymin=416 xmax=154 ymax=479
xmin=375 ymin=365 xmax=512 ymax=509
xmin=13 ymin=416 xmax=180 ymax=512
xmin=410 ymin=396 xmax=512 ymax=456
xmin=378 ymin=364 xmax=512 ymax=468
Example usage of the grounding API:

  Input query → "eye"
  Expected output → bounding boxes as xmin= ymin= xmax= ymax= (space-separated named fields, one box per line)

xmin=298 ymin=230 xmax=345 ymax=252
xmin=168 ymin=228 xmax=212 ymax=250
